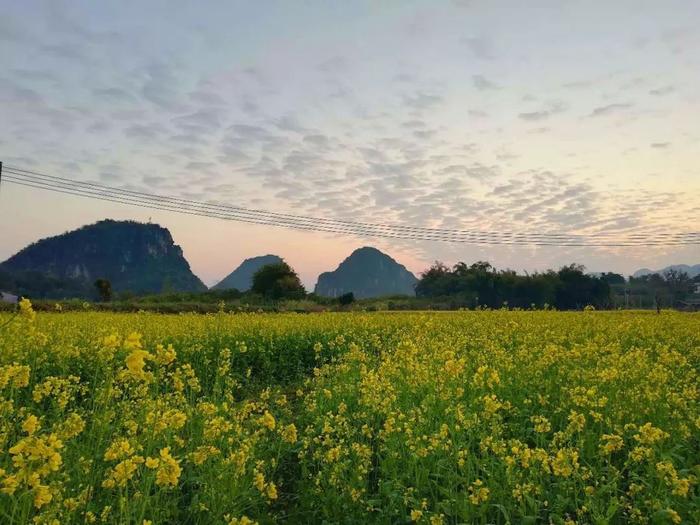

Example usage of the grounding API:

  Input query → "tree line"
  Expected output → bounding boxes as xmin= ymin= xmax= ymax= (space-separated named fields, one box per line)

xmin=415 ymin=261 xmax=699 ymax=310
xmin=415 ymin=261 xmax=613 ymax=309
xmin=4 ymin=258 xmax=698 ymax=311
xmin=234 ymin=260 xmax=699 ymax=310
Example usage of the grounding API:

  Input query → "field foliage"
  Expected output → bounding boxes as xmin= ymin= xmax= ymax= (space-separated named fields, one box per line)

xmin=1 ymin=301 xmax=698 ymax=524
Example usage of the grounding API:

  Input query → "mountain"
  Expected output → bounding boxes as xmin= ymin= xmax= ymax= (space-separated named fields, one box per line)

xmin=212 ymin=254 xmax=283 ymax=291
xmin=0 ymin=266 xmax=93 ymax=299
xmin=314 ymin=247 xmax=417 ymax=298
xmin=0 ymin=219 xmax=206 ymax=298
xmin=633 ymin=264 xmax=700 ymax=278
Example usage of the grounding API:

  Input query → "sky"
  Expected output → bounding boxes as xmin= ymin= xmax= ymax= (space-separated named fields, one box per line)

xmin=1 ymin=0 xmax=699 ymax=288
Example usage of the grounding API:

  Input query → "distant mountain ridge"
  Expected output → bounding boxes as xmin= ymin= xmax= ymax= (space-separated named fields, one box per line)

xmin=633 ymin=264 xmax=700 ymax=278
xmin=212 ymin=254 xmax=283 ymax=291
xmin=314 ymin=247 xmax=417 ymax=298
xmin=1 ymin=220 xmax=206 ymax=297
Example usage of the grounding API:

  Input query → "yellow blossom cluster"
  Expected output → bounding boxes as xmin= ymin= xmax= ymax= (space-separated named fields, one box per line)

xmin=0 ymin=301 xmax=697 ymax=523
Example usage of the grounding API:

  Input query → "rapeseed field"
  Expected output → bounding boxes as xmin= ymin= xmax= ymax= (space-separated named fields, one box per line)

xmin=1 ymin=300 xmax=698 ymax=524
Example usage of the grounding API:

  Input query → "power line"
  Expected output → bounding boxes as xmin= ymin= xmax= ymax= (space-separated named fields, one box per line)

xmin=8 ymin=165 xmax=698 ymax=242
xmin=2 ymin=165 xmax=699 ymax=247
xmin=4 ymin=175 xmax=610 ymax=246
xmin=3 ymin=166 xmax=598 ymax=240
xmin=5 ymin=167 xmax=699 ymax=246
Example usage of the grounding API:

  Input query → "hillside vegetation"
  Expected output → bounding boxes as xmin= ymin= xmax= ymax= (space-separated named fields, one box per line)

xmin=0 ymin=220 xmax=206 ymax=297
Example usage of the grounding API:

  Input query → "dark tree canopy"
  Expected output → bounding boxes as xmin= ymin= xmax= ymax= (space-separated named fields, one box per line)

xmin=416 ymin=261 xmax=611 ymax=310
xmin=251 ymin=262 xmax=306 ymax=300
xmin=599 ymin=272 xmax=625 ymax=285
xmin=338 ymin=292 xmax=355 ymax=305
xmin=625 ymin=270 xmax=695 ymax=307
xmin=94 ymin=278 xmax=112 ymax=302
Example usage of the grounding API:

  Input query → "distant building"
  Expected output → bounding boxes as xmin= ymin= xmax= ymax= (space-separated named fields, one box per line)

xmin=1 ymin=292 xmax=19 ymax=304
xmin=679 ymin=298 xmax=700 ymax=312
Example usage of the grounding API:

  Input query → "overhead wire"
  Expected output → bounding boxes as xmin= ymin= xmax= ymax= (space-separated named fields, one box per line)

xmin=5 ymin=167 xmax=699 ymax=246
xmin=2 ymin=166 xmax=699 ymax=247
xmin=8 ymin=165 xmax=698 ymax=242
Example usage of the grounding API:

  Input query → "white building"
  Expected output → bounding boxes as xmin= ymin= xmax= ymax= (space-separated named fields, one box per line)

xmin=1 ymin=292 xmax=19 ymax=304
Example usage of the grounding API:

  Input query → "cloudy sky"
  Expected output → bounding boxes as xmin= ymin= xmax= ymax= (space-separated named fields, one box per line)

xmin=1 ymin=0 xmax=699 ymax=288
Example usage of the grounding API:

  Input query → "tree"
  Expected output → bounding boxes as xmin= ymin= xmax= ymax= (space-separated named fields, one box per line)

xmin=251 ymin=262 xmax=305 ymax=300
xmin=599 ymin=272 xmax=625 ymax=285
xmin=338 ymin=292 xmax=355 ymax=306
xmin=415 ymin=260 xmax=610 ymax=309
xmin=555 ymin=264 xmax=610 ymax=309
xmin=415 ymin=262 xmax=455 ymax=297
xmin=94 ymin=278 xmax=112 ymax=302
xmin=662 ymin=269 xmax=693 ymax=304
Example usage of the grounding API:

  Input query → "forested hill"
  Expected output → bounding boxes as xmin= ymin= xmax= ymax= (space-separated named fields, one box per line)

xmin=0 ymin=220 xmax=206 ymax=298
xmin=314 ymin=247 xmax=417 ymax=298
xmin=213 ymin=255 xmax=283 ymax=291
xmin=633 ymin=264 xmax=700 ymax=278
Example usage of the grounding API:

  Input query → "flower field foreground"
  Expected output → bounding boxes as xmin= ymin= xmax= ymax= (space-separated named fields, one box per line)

xmin=1 ymin=302 xmax=698 ymax=524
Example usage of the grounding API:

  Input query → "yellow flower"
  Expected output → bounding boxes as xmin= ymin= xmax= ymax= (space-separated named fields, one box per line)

xmin=102 ymin=334 xmax=120 ymax=349
xmin=672 ymin=478 xmax=690 ymax=497
xmin=411 ymin=509 xmax=423 ymax=521
xmin=481 ymin=394 xmax=503 ymax=417
xmin=58 ymin=412 xmax=86 ymax=440
xmin=227 ymin=516 xmax=257 ymax=525
xmin=124 ymin=332 xmax=143 ymax=350
xmin=629 ymin=446 xmax=652 ymax=462
xmin=552 ymin=448 xmax=579 ymax=478
xmin=259 ymin=411 xmax=276 ymax=431
xmin=567 ymin=410 xmax=585 ymax=433
xmin=325 ymin=446 xmax=341 ymax=463
xmin=468 ymin=479 xmax=490 ymax=504
xmin=125 ymin=349 xmax=152 ymax=378
xmin=9 ymin=433 xmax=63 ymax=476
xmin=634 ymin=423 xmax=669 ymax=445
xmin=266 ymin=482 xmax=278 ymax=500
xmin=599 ymin=434 xmax=623 ymax=455
xmin=33 ymin=484 xmax=52 ymax=508
xmin=656 ymin=461 xmax=691 ymax=497
xmin=1 ymin=474 xmax=19 ymax=495
xmin=0 ymin=363 xmax=31 ymax=389
xmin=473 ymin=365 xmax=500 ymax=388
xmin=253 ymin=471 xmax=265 ymax=492
xmin=203 ymin=416 xmax=232 ymax=440
xmin=164 ymin=409 xmax=187 ymax=431
xmin=530 ymin=415 xmax=551 ymax=433
xmin=281 ymin=423 xmax=297 ymax=444
xmin=156 ymin=447 xmax=182 ymax=487
xmin=190 ymin=446 xmax=220 ymax=465
xmin=22 ymin=414 xmax=40 ymax=435
xmin=665 ymin=509 xmax=681 ymax=524
xmin=155 ymin=448 xmax=181 ymax=487
xmin=444 ymin=358 xmax=465 ymax=377
xmin=19 ymin=297 xmax=36 ymax=322
xmin=429 ymin=515 xmax=444 ymax=525
xmin=109 ymin=456 xmax=144 ymax=487
xmin=102 ymin=478 xmax=115 ymax=489
xmin=155 ymin=343 xmax=177 ymax=365
xmin=104 ymin=438 xmax=134 ymax=461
